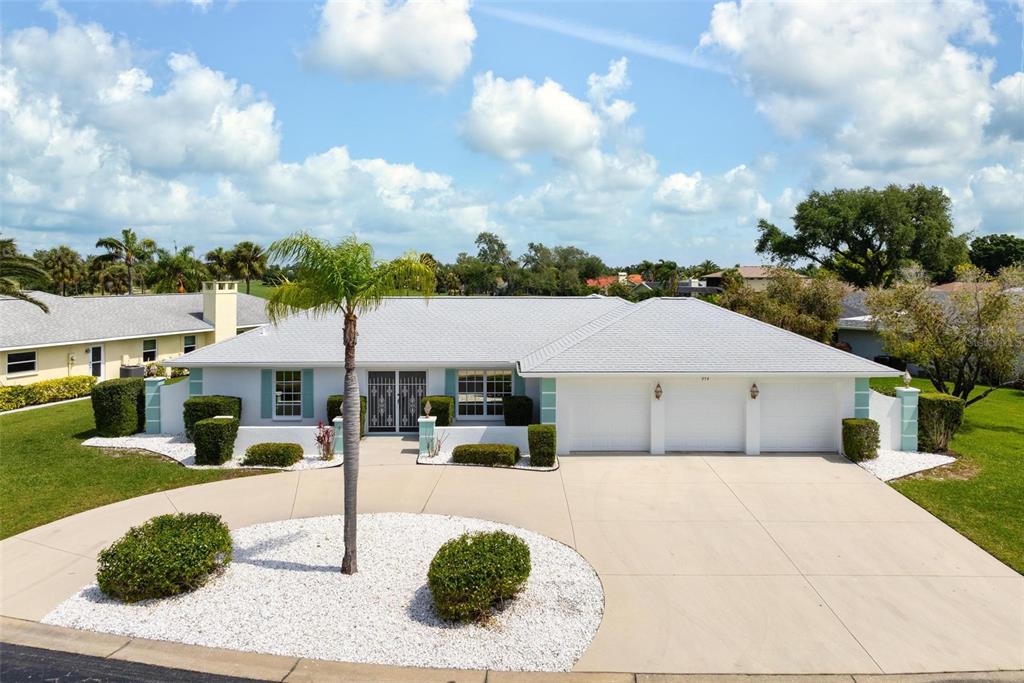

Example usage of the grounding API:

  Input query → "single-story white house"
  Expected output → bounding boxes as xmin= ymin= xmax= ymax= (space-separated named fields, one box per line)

xmin=162 ymin=293 xmax=911 ymax=456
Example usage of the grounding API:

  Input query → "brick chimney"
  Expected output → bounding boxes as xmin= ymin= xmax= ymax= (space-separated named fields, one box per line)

xmin=202 ymin=281 xmax=238 ymax=343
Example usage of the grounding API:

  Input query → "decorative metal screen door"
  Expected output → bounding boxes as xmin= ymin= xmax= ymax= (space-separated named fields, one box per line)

xmin=398 ymin=372 xmax=427 ymax=431
xmin=368 ymin=372 xmax=396 ymax=432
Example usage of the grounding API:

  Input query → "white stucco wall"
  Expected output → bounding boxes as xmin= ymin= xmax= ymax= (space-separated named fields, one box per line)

xmin=868 ymin=389 xmax=901 ymax=451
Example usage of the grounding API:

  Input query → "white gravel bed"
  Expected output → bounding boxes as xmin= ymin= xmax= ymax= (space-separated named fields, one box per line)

xmin=43 ymin=513 xmax=604 ymax=672
xmin=417 ymin=451 xmax=558 ymax=471
xmin=857 ymin=448 xmax=956 ymax=481
xmin=82 ymin=433 xmax=338 ymax=471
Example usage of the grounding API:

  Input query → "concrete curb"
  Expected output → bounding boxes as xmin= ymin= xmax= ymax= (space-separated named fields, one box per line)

xmin=0 ymin=396 xmax=90 ymax=415
xmin=2 ymin=617 xmax=1021 ymax=683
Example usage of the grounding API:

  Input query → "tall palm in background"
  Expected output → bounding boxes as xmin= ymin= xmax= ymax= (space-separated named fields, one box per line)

xmin=0 ymin=238 xmax=50 ymax=311
xmin=151 ymin=246 xmax=209 ymax=293
xmin=35 ymin=246 xmax=84 ymax=296
xmin=95 ymin=228 xmax=157 ymax=295
xmin=266 ymin=233 xmax=435 ymax=574
xmin=205 ymin=247 xmax=233 ymax=280
xmin=230 ymin=242 xmax=267 ymax=294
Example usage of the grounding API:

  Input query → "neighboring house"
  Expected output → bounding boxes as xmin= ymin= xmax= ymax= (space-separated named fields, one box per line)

xmin=165 ymin=295 xmax=899 ymax=455
xmin=703 ymin=265 xmax=806 ymax=291
xmin=0 ymin=282 xmax=269 ymax=386
xmin=671 ymin=277 xmax=722 ymax=297
xmin=586 ymin=273 xmax=644 ymax=290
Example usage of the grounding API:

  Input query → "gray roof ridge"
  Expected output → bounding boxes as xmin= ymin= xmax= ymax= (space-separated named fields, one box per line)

xmin=686 ymin=296 xmax=897 ymax=373
xmin=517 ymin=299 xmax=645 ymax=372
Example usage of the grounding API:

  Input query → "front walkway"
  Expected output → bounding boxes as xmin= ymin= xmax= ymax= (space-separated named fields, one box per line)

xmin=2 ymin=437 xmax=1022 ymax=675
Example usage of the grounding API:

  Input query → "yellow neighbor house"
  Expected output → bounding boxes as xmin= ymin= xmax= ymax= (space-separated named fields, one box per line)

xmin=0 ymin=282 xmax=269 ymax=387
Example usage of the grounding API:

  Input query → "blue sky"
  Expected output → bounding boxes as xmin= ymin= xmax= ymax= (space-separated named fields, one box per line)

xmin=2 ymin=0 xmax=1022 ymax=267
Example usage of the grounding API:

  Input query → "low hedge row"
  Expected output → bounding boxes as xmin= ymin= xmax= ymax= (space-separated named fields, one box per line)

xmin=0 ymin=375 xmax=97 ymax=412
xmin=243 ymin=442 xmax=303 ymax=467
xmin=96 ymin=513 xmax=233 ymax=603
xmin=527 ymin=424 xmax=556 ymax=467
xmin=326 ymin=394 xmax=367 ymax=436
xmin=842 ymin=418 xmax=879 ymax=462
xmin=91 ymin=378 xmax=145 ymax=437
xmin=193 ymin=417 xmax=239 ymax=465
xmin=421 ymin=395 xmax=454 ymax=426
xmin=501 ymin=395 xmax=533 ymax=426
xmin=183 ymin=395 xmax=242 ymax=440
xmin=451 ymin=443 xmax=519 ymax=467
xmin=918 ymin=392 xmax=965 ymax=452
xmin=428 ymin=530 xmax=531 ymax=622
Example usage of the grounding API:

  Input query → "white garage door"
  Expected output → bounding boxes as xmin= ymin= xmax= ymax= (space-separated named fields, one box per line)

xmin=664 ymin=380 xmax=745 ymax=452
xmin=564 ymin=379 xmax=650 ymax=451
xmin=760 ymin=382 xmax=837 ymax=452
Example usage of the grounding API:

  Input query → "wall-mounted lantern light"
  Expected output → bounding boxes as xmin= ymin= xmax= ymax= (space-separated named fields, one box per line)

xmin=750 ymin=383 xmax=759 ymax=400
xmin=654 ymin=383 xmax=663 ymax=400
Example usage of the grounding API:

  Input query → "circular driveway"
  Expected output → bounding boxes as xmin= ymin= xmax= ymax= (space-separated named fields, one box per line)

xmin=2 ymin=436 xmax=1022 ymax=675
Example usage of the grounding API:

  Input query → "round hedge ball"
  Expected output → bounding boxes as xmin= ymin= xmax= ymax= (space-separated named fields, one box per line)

xmin=427 ymin=530 xmax=531 ymax=623
xmin=96 ymin=513 xmax=233 ymax=603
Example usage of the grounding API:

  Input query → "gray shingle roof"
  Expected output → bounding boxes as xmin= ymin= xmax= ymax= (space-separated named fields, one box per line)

xmin=0 ymin=291 xmax=269 ymax=350
xmin=518 ymin=298 xmax=901 ymax=375
xmin=166 ymin=296 xmax=632 ymax=367
xmin=166 ymin=295 xmax=899 ymax=376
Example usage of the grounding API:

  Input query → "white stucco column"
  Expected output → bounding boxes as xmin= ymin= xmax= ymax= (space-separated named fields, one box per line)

xmin=650 ymin=380 xmax=665 ymax=455
xmin=745 ymin=382 xmax=760 ymax=455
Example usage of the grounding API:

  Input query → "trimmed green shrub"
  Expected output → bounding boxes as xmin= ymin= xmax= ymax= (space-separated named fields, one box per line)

xmin=193 ymin=417 xmax=239 ymax=465
xmin=326 ymin=394 xmax=366 ymax=437
xmin=91 ymin=378 xmax=145 ymax=437
xmin=428 ymin=530 xmax=531 ymax=622
xmin=96 ymin=513 xmax=232 ymax=603
xmin=421 ymin=395 xmax=454 ymax=426
xmin=502 ymin=395 xmax=533 ymax=426
xmin=842 ymin=418 xmax=880 ymax=462
xmin=527 ymin=424 xmax=557 ymax=467
xmin=918 ymin=392 xmax=965 ymax=452
xmin=451 ymin=443 xmax=519 ymax=467
xmin=243 ymin=442 xmax=303 ymax=467
xmin=183 ymin=395 xmax=241 ymax=440
xmin=0 ymin=375 xmax=97 ymax=412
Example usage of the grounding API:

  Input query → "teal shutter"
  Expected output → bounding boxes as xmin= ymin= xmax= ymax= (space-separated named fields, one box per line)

xmin=513 ymin=367 xmax=526 ymax=395
xmin=302 ymin=369 xmax=314 ymax=418
xmin=444 ymin=369 xmax=457 ymax=396
xmin=188 ymin=368 xmax=203 ymax=396
xmin=261 ymin=369 xmax=272 ymax=419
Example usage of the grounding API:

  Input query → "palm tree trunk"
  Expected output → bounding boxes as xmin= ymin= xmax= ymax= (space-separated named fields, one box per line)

xmin=246 ymin=276 xmax=251 ymax=294
xmin=340 ymin=312 xmax=360 ymax=574
xmin=127 ymin=256 xmax=134 ymax=296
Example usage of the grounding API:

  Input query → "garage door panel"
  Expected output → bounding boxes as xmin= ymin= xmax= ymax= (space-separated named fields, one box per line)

xmin=760 ymin=382 xmax=836 ymax=452
xmin=664 ymin=381 xmax=745 ymax=452
xmin=565 ymin=380 xmax=650 ymax=452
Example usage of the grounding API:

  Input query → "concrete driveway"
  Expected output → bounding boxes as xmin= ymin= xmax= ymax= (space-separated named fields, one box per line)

xmin=2 ymin=439 xmax=1021 ymax=675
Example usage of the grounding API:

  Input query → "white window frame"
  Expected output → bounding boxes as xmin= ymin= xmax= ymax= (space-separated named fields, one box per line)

xmin=273 ymin=369 xmax=303 ymax=421
xmin=456 ymin=369 xmax=513 ymax=420
xmin=183 ymin=335 xmax=197 ymax=354
xmin=6 ymin=350 xmax=37 ymax=376
xmin=142 ymin=339 xmax=157 ymax=363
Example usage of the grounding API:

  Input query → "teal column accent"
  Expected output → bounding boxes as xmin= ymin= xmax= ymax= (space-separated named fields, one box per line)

xmin=854 ymin=377 xmax=870 ymax=419
xmin=896 ymin=387 xmax=920 ymax=452
xmin=260 ymin=369 xmax=273 ymax=419
xmin=444 ymin=369 xmax=457 ymax=396
xmin=301 ymin=368 xmax=314 ymax=418
xmin=188 ymin=368 xmax=203 ymax=396
xmin=418 ymin=416 xmax=436 ymax=456
xmin=513 ymin=367 xmax=526 ymax=395
xmin=540 ymin=377 xmax=556 ymax=424
xmin=333 ymin=416 xmax=344 ymax=457
xmin=144 ymin=378 xmax=165 ymax=434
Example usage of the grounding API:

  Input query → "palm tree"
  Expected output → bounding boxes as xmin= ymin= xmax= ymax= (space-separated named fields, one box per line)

xmin=95 ymin=228 xmax=157 ymax=295
xmin=205 ymin=247 xmax=234 ymax=280
xmin=151 ymin=246 xmax=209 ymax=293
xmin=266 ymin=233 xmax=435 ymax=574
xmin=35 ymin=246 xmax=84 ymax=296
xmin=0 ymin=238 xmax=50 ymax=311
xmin=229 ymin=241 xmax=267 ymax=294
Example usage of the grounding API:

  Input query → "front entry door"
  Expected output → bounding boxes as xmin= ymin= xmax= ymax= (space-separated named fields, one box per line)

xmin=87 ymin=345 xmax=104 ymax=380
xmin=368 ymin=371 xmax=427 ymax=432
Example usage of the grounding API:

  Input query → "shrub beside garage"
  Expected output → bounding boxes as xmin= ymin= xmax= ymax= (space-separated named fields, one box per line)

xmin=527 ymin=424 xmax=557 ymax=467
xmin=842 ymin=418 xmax=879 ymax=461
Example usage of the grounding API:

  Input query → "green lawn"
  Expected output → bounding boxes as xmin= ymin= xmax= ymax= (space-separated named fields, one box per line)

xmin=244 ymin=281 xmax=277 ymax=299
xmin=0 ymin=400 xmax=265 ymax=539
xmin=871 ymin=377 xmax=1024 ymax=573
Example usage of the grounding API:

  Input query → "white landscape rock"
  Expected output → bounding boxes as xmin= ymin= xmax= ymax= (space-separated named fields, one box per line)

xmin=43 ymin=513 xmax=604 ymax=672
xmin=857 ymin=448 xmax=955 ymax=481
xmin=82 ymin=433 xmax=337 ymax=471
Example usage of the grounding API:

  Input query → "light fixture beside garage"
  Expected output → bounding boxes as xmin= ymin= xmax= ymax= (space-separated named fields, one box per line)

xmin=654 ymin=383 xmax=663 ymax=400
xmin=750 ymin=383 xmax=759 ymax=400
